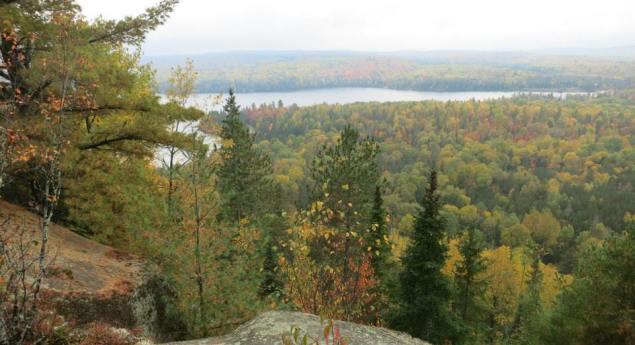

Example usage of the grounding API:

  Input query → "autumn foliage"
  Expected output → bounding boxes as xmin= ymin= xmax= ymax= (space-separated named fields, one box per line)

xmin=282 ymin=319 xmax=348 ymax=345
xmin=280 ymin=217 xmax=381 ymax=323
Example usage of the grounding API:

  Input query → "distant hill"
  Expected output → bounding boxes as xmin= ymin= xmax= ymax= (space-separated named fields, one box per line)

xmin=143 ymin=50 xmax=635 ymax=93
xmin=535 ymin=46 xmax=635 ymax=58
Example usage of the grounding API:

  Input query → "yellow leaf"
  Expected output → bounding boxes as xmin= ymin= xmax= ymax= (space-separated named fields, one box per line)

xmin=316 ymin=201 xmax=324 ymax=211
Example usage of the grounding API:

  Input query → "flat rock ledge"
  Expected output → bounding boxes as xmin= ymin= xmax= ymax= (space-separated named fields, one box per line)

xmin=162 ymin=311 xmax=430 ymax=345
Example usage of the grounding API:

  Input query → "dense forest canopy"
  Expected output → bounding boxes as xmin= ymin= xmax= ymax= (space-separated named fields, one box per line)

xmin=240 ymin=95 xmax=634 ymax=269
xmin=147 ymin=51 xmax=635 ymax=93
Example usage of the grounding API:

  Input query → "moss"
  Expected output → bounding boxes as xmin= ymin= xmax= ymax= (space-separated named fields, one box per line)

xmin=51 ymin=276 xmax=188 ymax=342
xmin=132 ymin=276 xmax=188 ymax=342
xmin=55 ymin=293 xmax=136 ymax=329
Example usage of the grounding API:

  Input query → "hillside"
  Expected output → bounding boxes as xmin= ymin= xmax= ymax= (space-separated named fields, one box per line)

xmin=0 ymin=200 xmax=143 ymax=296
xmin=144 ymin=50 xmax=635 ymax=93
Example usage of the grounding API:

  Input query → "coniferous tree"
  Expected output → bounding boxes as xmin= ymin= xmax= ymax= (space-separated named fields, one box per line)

xmin=309 ymin=124 xmax=380 ymax=231
xmin=258 ymin=213 xmax=288 ymax=298
xmin=259 ymin=239 xmax=281 ymax=297
xmin=302 ymin=125 xmax=385 ymax=321
xmin=539 ymin=222 xmax=635 ymax=345
xmin=217 ymin=88 xmax=278 ymax=224
xmin=511 ymin=251 xmax=543 ymax=344
xmin=391 ymin=170 xmax=459 ymax=344
xmin=217 ymin=89 xmax=283 ymax=306
xmin=369 ymin=185 xmax=392 ymax=279
xmin=454 ymin=227 xmax=488 ymax=337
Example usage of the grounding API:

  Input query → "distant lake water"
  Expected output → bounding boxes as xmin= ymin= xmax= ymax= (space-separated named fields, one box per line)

xmin=176 ymin=88 xmax=588 ymax=112
xmin=156 ymin=87 xmax=589 ymax=165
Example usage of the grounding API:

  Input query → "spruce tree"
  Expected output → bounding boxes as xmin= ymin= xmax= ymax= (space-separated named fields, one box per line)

xmin=258 ymin=213 xmax=288 ymax=298
xmin=512 ymin=249 xmax=543 ymax=343
xmin=454 ymin=227 xmax=487 ymax=329
xmin=369 ymin=185 xmax=392 ymax=279
xmin=259 ymin=238 xmax=282 ymax=297
xmin=217 ymin=88 xmax=278 ymax=224
xmin=391 ymin=170 xmax=459 ymax=344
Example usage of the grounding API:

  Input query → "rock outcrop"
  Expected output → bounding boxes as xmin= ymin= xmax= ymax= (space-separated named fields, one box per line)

xmin=163 ymin=311 xmax=430 ymax=345
xmin=0 ymin=200 xmax=143 ymax=295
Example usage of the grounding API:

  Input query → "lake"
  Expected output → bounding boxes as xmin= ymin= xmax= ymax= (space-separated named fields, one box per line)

xmin=177 ymin=88 xmax=586 ymax=112
xmin=155 ymin=87 xmax=588 ymax=165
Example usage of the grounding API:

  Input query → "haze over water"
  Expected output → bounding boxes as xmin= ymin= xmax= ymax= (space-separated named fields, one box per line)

xmin=180 ymin=88 xmax=583 ymax=112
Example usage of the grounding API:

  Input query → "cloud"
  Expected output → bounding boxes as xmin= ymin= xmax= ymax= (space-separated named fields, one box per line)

xmin=77 ymin=0 xmax=635 ymax=55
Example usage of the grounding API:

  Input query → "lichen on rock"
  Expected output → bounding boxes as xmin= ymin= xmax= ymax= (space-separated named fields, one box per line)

xmin=161 ymin=311 xmax=430 ymax=345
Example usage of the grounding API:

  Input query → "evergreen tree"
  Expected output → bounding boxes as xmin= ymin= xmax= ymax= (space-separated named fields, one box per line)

xmin=511 ymin=251 xmax=543 ymax=344
xmin=309 ymin=124 xmax=380 ymax=231
xmin=305 ymin=125 xmax=385 ymax=321
xmin=217 ymin=88 xmax=278 ymax=224
xmin=454 ymin=227 xmax=488 ymax=337
xmin=369 ymin=185 xmax=392 ymax=279
xmin=391 ymin=170 xmax=459 ymax=344
xmin=258 ymin=213 xmax=288 ymax=298
xmin=539 ymin=222 xmax=635 ymax=345
xmin=259 ymin=238 xmax=282 ymax=297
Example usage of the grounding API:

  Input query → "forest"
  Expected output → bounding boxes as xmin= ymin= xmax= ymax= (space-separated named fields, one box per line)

xmin=1 ymin=1 xmax=634 ymax=345
xmin=148 ymin=51 xmax=635 ymax=93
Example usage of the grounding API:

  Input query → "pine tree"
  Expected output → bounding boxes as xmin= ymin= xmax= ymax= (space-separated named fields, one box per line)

xmin=391 ymin=170 xmax=459 ymax=344
xmin=369 ymin=185 xmax=391 ymax=279
xmin=217 ymin=88 xmax=278 ymax=224
xmin=309 ymin=124 xmax=380 ymax=231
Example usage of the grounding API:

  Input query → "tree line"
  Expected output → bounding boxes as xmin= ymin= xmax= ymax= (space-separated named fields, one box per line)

xmin=151 ymin=54 xmax=635 ymax=93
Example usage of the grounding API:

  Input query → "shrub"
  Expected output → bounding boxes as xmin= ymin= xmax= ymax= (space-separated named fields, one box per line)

xmin=280 ymin=221 xmax=380 ymax=323
xmin=78 ymin=323 xmax=134 ymax=345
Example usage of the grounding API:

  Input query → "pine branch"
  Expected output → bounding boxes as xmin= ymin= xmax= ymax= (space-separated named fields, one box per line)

xmin=88 ymin=0 xmax=179 ymax=45
xmin=77 ymin=133 xmax=148 ymax=150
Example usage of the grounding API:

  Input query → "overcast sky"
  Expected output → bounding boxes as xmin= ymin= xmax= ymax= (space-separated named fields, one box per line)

xmin=77 ymin=0 xmax=635 ymax=56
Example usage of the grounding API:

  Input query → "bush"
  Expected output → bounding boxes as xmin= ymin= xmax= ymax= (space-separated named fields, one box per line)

xmin=280 ymin=221 xmax=381 ymax=323
xmin=78 ymin=323 xmax=135 ymax=345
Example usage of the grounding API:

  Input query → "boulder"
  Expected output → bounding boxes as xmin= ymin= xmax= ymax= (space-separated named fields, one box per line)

xmin=162 ymin=311 xmax=430 ymax=345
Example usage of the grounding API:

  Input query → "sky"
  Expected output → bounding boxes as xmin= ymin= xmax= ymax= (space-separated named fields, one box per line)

xmin=76 ymin=0 xmax=635 ymax=56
